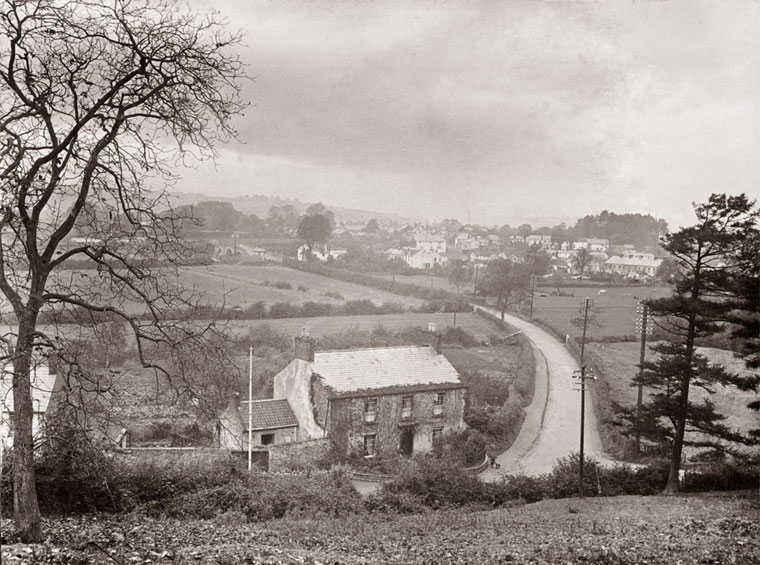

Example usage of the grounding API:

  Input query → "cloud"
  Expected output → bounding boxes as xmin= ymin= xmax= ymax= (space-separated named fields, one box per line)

xmin=181 ymin=0 xmax=760 ymax=226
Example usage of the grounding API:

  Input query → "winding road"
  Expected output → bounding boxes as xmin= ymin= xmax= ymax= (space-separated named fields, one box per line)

xmin=478 ymin=306 xmax=610 ymax=479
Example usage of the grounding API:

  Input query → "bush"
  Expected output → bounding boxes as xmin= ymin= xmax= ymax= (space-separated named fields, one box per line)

xmin=442 ymin=326 xmax=479 ymax=347
xmin=158 ymin=471 xmax=363 ymax=521
xmin=432 ymin=429 xmax=487 ymax=468
xmin=382 ymin=457 xmax=495 ymax=508
xmin=682 ymin=462 xmax=759 ymax=492
xmin=34 ymin=411 xmax=125 ymax=513
xmin=273 ymin=280 xmax=292 ymax=289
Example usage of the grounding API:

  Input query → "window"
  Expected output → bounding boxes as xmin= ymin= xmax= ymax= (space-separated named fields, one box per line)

xmin=401 ymin=395 xmax=413 ymax=419
xmin=433 ymin=392 xmax=445 ymax=416
xmin=432 ymin=427 xmax=443 ymax=442
xmin=260 ymin=433 xmax=275 ymax=446
xmin=364 ymin=398 xmax=377 ymax=423
xmin=363 ymin=434 xmax=376 ymax=458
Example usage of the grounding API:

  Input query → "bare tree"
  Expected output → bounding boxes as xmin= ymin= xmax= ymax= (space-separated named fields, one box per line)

xmin=0 ymin=0 xmax=246 ymax=541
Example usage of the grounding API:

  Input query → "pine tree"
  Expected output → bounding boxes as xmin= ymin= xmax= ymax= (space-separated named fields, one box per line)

xmin=632 ymin=194 xmax=759 ymax=493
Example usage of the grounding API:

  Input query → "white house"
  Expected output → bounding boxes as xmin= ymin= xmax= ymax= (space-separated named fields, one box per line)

xmin=414 ymin=233 xmax=447 ymax=253
xmin=297 ymin=244 xmax=347 ymax=262
xmin=403 ymin=249 xmax=447 ymax=269
xmin=604 ymin=251 xmax=663 ymax=278
xmin=0 ymin=363 xmax=61 ymax=448
xmin=573 ymin=238 xmax=610 ymax=252
xmin=525 ymin=235 xmax=553 ymax=248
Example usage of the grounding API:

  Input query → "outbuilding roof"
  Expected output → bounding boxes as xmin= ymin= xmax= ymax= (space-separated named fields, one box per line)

xmin=240 ymin=399 xmax=298 ymax=431
xmin=312 ymin=345 xmax=462 ymax=394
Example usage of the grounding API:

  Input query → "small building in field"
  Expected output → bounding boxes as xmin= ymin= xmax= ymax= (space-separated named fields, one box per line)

xmin=216 ymin=396 xmax=299 ymax=450
xmin=273 ymin=334 xmax=467 ymax=459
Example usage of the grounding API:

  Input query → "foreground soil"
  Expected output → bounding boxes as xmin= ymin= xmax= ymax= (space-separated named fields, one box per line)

xmin=2 ymin=492 xmax=758 ymax=564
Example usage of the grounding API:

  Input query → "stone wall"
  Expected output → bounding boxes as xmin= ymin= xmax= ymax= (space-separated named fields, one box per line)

xmin=268 ymin=438 xmax=331 ymax=472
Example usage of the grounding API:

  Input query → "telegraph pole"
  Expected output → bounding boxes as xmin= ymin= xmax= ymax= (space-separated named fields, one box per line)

xmin=248 ymin=346 xmax=253 ymax=472
xmin=634 ymin=302 xmax=652 ymax=455
xmin=573 ymin=297 xmax=594 ymax=497
xmin=529 ymin=274 xmax=537 ymax=319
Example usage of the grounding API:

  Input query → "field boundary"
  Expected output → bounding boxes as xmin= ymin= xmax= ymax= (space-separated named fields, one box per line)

xmin=282 ymin=258 xmax=463 ymax=303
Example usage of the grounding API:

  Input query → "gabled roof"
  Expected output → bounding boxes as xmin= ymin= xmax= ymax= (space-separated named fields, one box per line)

xmin=0 ymin=365 xmax=59 ymax=414
xmin=312 ymin=345 xmax=463 ymax=395
xmin=240 ymin=399 xmax=298 ymax=431
xmin=605 ymin=255 xmax=662 ymax=268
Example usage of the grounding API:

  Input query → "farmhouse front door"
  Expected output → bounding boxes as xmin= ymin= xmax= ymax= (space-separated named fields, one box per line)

xmin=400 ymin=429 xmax=414 ymax=456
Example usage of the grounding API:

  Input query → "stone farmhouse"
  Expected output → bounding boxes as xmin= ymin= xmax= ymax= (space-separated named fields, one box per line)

xmin=273 ymin=334 xmax=467 ymax=458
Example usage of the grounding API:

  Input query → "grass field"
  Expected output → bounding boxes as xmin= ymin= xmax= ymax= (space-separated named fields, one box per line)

xmin=3 ymin=492 xmax=757 ymax=563
xmin=225 ymin=311 xmax=498 ymax=342
xmin=374 ymin=272 xmax=466 ymax=294
xmin=588 ymin=341 xmax=760 ymax=456
xmin=530 ymin=284 xmax=671 ymax=342
xmin=179 ymin=265 xmax=425 ymax=308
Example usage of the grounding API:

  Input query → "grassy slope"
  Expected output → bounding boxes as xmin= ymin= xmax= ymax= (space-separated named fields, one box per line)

xmin=530 ymin=284 xmax=671 ymax=341
xmin=588 ymin=341 xmax=760 ymax=452
xmin=3 ymin=493 xmax=757 ymax=564
xmin=179 ymin=264 xmax=425 ymax=308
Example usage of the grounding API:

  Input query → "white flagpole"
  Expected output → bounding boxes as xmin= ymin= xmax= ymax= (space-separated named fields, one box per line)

xmin=248 ymin=346 xmax=253 ymax=472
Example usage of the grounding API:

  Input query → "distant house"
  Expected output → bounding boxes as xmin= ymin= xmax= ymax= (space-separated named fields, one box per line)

xmin=414 ymin=233 xmax=447 ymax=253
xmin=217 ymin=396 xmax=299 ymax=450
xmin=454 ymin=233 xmax=481 ymax=251
xmin=273 ymin=334 xmax=467 ymax=458
xmin=573 ymin=238 xmax=610 ymax=252
xmin=0 ymin=363 xmax=62 ymax=448
xmin=402 ymin=248 xmax=446 ymax=269
xmin=604 ymin=251 xmax=663 ymax=278
xmin=525 ymin=235 xmax=552 ymax=248
xmin=297 ymin=244 xmax=347 ymax=262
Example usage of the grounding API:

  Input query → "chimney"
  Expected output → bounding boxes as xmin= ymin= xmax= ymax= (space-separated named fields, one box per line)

xmin=433 ymin=332 xmax=442 ymax=354
xmin=294 ymin=328 xmax=315 ymax=362
xmin=228 ymin=391 xmax=240 ymax=411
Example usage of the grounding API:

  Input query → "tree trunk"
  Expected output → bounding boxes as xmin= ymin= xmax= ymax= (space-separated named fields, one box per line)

xmin=12 ymin=320 xmax=43 ymax=542
xmin=663 ymin=315 xmax=696 ymax=494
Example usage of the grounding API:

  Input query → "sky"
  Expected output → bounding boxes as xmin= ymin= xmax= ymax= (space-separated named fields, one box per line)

xmin=179 ymin=0 xmax=760 ymax=229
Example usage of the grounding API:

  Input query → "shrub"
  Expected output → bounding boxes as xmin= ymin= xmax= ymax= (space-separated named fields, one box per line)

xmin=273 ymin=280 xmax=292 ymax=289
xmin=432 ymin=429 xmax=487 ymax=468
xmin=158 ymin=472 xmax=364 ymax=521
xmin=442 ymin=326 xmax=479 ymax=347
xmin=297 ymin=284 xmax=308 ymax=292
xmin=27 ymin=410 xmax=123 ymax=513
xmin=382 ymin=457 xmax=493 ymax=508
xmin=682 ymin=462 xmax=759 ymax=492
xmin=322 ymin=290 xmax=345 ymax=300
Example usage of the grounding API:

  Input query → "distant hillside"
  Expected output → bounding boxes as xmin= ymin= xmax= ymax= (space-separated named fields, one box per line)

xmin=170 ymin=192 xmax=410 ymax=226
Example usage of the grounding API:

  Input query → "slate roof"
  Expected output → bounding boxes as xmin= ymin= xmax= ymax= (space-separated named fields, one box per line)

xmin=312 ymin=345 xmax=462 ymax=394
xmin=240 ymin=399 xmax=298 ymax=430
xmin=0 ymin=365 xmax=58 ymax=413
xmin=605 ymin=255 xmax=663 ymax=268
